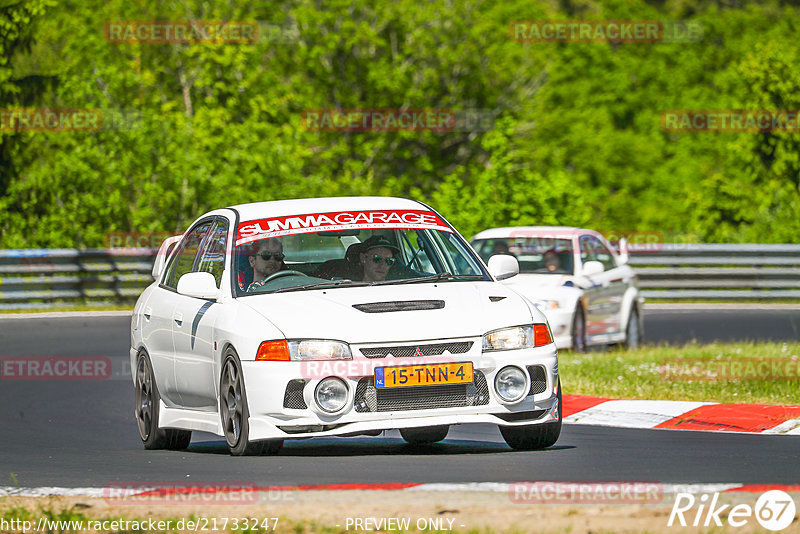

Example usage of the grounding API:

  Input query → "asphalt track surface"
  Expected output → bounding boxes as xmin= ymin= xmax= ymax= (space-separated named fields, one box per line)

xmin=0 ymin=309 xmax=798 ymax=488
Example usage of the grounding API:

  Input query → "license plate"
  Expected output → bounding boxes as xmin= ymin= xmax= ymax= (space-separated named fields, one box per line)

xmin=374 ymin=362 xmax=473 ymax=389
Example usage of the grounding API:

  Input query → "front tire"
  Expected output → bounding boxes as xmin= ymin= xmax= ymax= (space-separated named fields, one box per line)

xmin=400 ymin=425 xmax=449 ymax=444
xmin=622 ymin=308 xmax=642 ymax=350
xmin=220 ymin=348 xmax=283 ymax=456
xmin=571 ymin=306 xmax=587 ymax=352
xmin=500 ymin=379 xmax=562 ymax=451
xmin=135 ymin=351 xmax=191 ymax=450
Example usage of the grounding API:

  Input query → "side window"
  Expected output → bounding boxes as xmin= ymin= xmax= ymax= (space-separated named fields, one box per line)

xmin=197 ymin=219 xmax=229 ymax=287
xmin=163 ymin=221 xmax=214 ymax=289
xmin=580 ymin=236 xmax=616 ymax=271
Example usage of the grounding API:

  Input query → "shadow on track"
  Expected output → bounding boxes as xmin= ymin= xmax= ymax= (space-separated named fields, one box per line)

xmin=184 ymin=437 xmax=575 ymax=457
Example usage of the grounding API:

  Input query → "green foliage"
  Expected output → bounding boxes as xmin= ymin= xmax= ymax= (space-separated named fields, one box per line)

xmin=0 ymin=0 xmax=799 ymax=246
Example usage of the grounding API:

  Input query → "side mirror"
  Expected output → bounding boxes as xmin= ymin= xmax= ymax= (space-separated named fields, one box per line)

xmin=152 ymin=235 xmax=182 ymax=279
xmin=487 ymin=254 xmax=519 ymax=281
xmin=617 ymin=237 xmax=629 ymax=265
xmin=177 ymin=272 xmax=220 ymax=300
xmin=582 ymin=260 xmax=604 ymax=277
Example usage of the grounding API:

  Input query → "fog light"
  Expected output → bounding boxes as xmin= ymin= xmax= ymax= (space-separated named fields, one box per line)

xmin=314 ymin=378 xmax=348 ymax=413
xmin=495 ymin=366 xmax=527 ymax=403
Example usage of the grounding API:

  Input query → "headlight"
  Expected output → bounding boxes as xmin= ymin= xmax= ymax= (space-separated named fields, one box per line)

xmin=315 ymin=377 xmax=349 ymax=413
xmin=288 ymin=340 xmax=352 ymax=361
xmin=494 ymin=366 xmax=528 ymax=402
xmin=482 ymin=325 xmax=553 ymax=351
xmin=256 ymin=340 xmax=352 ymax=361
xmin=483 ymin=326 xmax=533 ymax=351
xmin=534 ymin=300 xmax=559 ymax=311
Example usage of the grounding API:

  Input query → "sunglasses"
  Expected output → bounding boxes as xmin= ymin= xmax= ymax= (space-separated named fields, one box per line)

xmin=370 ymin=254 xmax=397 ymax=266
xmin=258 ymin=252 xmax=285 ymax=261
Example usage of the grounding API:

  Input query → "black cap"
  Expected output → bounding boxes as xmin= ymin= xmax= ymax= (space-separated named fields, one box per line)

xmin=361 ymin=235 xmax=399 ymax=255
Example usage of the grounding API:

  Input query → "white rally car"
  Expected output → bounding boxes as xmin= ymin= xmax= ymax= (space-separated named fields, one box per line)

xmin=131 ymin=197 xmax=560 ymax=455
xmin=471 ymin=227 xmax=644 ymax=352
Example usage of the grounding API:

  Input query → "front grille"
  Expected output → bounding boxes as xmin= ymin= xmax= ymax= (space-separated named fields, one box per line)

xmin=354 ymin=371 xmax=489 ymax=412
xmin=283 ymin=379 xmax=307 ymax=409
xmin=360 ymin=341 xmax=473 ymax=359
xmin=527 ymin=365 xmax=548 ymax=395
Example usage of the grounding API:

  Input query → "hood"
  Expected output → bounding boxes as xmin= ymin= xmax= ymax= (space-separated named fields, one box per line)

xmin=503 ymin=273 xmax=574 ymax=289
xmin=241 ymin=282 xmax=535 ymax=344
xmin=502 ymin=273 xmax=582 ymax=302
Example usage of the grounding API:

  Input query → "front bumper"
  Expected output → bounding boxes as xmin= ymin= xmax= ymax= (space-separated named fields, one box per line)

xmin=242 ymin=341 xmax=559 ymax=441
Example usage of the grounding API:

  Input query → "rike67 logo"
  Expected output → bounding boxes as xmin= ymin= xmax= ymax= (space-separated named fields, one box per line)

xmin=668 ymin=490 xmax=796 ymax=531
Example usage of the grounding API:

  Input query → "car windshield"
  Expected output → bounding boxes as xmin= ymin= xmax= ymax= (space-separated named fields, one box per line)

xmin=471 ymin=237 xmax=574 ymax=275
xmin=233 ymin=210 xmax=488 ymax=295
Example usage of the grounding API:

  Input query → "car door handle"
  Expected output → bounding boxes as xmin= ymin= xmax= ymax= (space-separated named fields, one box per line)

xmin=144 ymin=307 xmax=152 ymax=321
xmin=174 ymin=312 xmax=183 ymax=326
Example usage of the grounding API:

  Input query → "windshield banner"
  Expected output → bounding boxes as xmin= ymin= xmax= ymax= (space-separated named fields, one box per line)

xmin=236 ymin=210 xmax=452 ymax=245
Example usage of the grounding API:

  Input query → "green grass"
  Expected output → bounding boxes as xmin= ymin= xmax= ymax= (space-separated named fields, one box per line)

xmin=560 ymin=342 xmax=800 ymax=404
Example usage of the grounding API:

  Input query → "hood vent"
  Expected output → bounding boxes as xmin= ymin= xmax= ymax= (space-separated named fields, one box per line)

xmin=353 ymin=300 xmax=445 ymax=313
xmin=489 ymin=296 xmax=506 ymax=302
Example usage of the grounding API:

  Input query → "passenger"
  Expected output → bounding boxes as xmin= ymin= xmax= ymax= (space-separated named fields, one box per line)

xmin=247 ymin=238 xmax=286 ymax=291
xmin=358 ymin=236 xmax=399 ymax=282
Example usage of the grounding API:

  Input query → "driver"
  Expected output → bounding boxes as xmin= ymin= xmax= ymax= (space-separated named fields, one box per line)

xmin=358 ymin=235 xmax=399 ymax=282
xmin=247 ymin=238 xmax=286 ymax=292
xmin=543 ymin=249 xmax=561 ymax=272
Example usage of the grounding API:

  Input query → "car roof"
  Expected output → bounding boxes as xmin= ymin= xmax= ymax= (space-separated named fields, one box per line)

xmin=228 ymin=196 xmax=429 ymax=222
xmin=471 ymin=226 xmax=584 ymax=240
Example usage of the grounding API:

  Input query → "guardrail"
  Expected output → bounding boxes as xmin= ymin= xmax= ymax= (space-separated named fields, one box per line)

xmin=0 ymin=244 xmax=798 ymax=309
xmin=628 ymin=243 xmax=800 ymax=300
xmin=0 ymin=249 xmax=155 ymax=310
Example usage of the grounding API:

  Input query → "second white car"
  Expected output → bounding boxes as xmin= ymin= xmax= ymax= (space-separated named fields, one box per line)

xmin=471 ymin=226 xmax=644 ymax=351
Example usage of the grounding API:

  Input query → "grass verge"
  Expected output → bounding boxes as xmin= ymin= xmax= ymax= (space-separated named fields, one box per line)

xmin=560 ymin=342 xmax=800 ymax=404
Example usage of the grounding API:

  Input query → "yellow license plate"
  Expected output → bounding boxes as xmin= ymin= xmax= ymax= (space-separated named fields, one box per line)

xmin=374 ymin=362 xmax=473 ymax=389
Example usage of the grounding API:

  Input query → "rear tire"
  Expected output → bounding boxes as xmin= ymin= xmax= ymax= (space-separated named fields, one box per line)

xmin=571 ymin=307 xmax=587 ymax=352
xmin=135 ymin=351 xmax=192 ymax=450
xmin=220 ymin=348 xmax=283 ymax=456
xmin=500 ymin=379 xmax=562 ymax=451
xmin=400 ymin=425 xmax=449 ymax=444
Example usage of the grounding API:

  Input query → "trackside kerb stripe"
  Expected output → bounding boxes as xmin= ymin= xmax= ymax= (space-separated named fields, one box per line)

xmin=562 ymin=394 xmax=614 ymax=417
xmin=7 ymin=483 xmax=800 ymax=498
xmin=725 ymin=484 xmax=800 ymax=493
xmin=656 ymin=404 xmax=800 ymax=432
xmin=564 ymin=395 xmax=800 ymax=434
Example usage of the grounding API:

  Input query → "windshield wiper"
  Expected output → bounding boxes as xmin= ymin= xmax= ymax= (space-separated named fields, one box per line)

xmin=376 ymin=273 xmax=486 ymax=285
xmin=271 ymin=279 xmax=371 ymax=293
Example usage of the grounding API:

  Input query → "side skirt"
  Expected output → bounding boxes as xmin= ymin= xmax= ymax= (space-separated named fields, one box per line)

xmin=159 ymin=400 xmax=222 ymax=435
